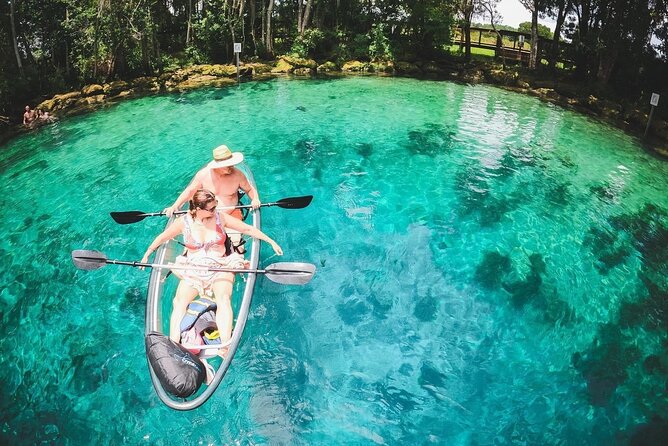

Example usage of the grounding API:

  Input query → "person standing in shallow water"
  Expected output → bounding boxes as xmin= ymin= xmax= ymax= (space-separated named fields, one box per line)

xmin=142 ymin=189 xmax=283 ymax=353
xmin=22 ymin=106 xmax=35 ymax=126
xmin=164 ymin=145 xmax=261 ymax=220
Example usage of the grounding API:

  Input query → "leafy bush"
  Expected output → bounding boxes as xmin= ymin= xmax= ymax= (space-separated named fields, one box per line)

xmin=185 ymin=46 xmax=208 ymax=65
xmin=368 ymin=24 xmax=393 ymax=62
xmin=351 ymin=34 xmax=371 ymax=60
xmin=290 ymin=28 xmax=326 ymax=59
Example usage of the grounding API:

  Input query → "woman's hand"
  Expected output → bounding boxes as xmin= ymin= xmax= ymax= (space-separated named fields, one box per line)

xmin=270 ymin=241 xmax=283 ymax=256
xmin=163 ymin=205 xmax=177 ymax=218
xmin=139 ymin=254 xmax=150 ymax=271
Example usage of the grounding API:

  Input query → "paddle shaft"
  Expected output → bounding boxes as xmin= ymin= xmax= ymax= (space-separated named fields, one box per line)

xmin=144 ymin=201 xmax=290 ymax=218
xmin=110 ymin=258 xmax=266 ymax=274
xmin=76 ymin=255 xmax=307 ymax=275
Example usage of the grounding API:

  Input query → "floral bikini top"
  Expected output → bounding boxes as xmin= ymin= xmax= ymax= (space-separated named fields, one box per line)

xmin=182 ymin=212 xmax=232 ymax=255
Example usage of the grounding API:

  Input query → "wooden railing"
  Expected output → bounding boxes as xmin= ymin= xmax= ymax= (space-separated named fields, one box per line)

xmin=452 ymin=26 xmax=574 ymax=68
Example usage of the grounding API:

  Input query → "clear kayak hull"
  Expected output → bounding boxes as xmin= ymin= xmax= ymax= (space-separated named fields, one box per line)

xmin=145 ymin=163 xmax=261 ymax=410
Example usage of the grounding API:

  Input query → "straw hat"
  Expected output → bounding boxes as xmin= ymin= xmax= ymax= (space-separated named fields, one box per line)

xmin=208 ymin=145 xmax=244 ymax=168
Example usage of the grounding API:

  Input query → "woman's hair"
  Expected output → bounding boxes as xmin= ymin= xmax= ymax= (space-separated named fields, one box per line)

xmin=189 ymin=189 xmax=216 ymax=216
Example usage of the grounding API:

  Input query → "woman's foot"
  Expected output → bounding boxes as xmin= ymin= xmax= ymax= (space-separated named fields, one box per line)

xmin=217 ymin=337 xmax=233 ymax=358
xmin=217 ymin=346 xmax=229 ymax=358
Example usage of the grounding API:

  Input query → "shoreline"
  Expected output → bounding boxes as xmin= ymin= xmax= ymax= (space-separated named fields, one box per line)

xmin=1 ymin=57 xmax=667 ymax=158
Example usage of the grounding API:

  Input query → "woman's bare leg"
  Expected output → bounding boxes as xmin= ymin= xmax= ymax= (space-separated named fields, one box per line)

xmin=169 ymin=280 xmax=199 ymax=342
xmin=211 ymin=273 xmax=235 ymax=355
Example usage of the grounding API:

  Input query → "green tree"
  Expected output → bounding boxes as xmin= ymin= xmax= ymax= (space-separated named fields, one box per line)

xmin=518 ymin=21 xmax=552 ymax=39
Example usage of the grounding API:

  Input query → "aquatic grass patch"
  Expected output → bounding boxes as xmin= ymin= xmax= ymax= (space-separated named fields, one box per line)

xmin=405 ymin=123 xmax=456 ymax=156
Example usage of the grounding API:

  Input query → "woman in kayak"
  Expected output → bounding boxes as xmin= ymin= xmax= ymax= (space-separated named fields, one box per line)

xmin=141 ymin=189 xmax=283 ymax=352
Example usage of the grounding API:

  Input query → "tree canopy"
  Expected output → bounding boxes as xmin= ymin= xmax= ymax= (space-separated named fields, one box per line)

xmin=518 ymin=21 xmax=552 ymax=39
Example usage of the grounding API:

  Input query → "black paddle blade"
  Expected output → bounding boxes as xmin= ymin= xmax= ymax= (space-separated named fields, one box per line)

xmin=72 ymin=250 xmax=108 ymax=270
xmin=110 ymin=211 xmax=149 ymax=224
xmin=264 ymin=262 xmax=316 ymax=285
xmin=275 ymin=195 xmax=313 ymax=209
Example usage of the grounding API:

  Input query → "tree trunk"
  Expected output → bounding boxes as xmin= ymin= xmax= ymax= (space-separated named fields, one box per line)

xmin=93 ymin=8 xmax=101 ymax=78
xmin=463 ymin=21 xmax=471 ymax=61
xmin=186 ymin=0 xmax=193 ymax=46
xmin=301 ymin=0 xmax=313 ymax=34
xmin=596 ymin=46 xmax=618 ymax=85
xmin=574 ymin=0 xmax=591 ymax=80
xmin=548 ymin=0 xmax=567 ymax=72
xmin=250 ymin=0 xmax=257 ymax=56
xmin=529 ymin=9 xmax=539 ymax=69
xmin=261 ymin=0 xmax=266 ymax=45
xmin=9 ymin=0 xmax=23 ymax=76
xmin=64 ymin=7 xmax=71 ymax=78
xmin=265 ymin=0 xmax=274 ymax=54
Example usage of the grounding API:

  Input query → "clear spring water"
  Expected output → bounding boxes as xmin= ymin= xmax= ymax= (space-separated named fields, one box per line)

xmin=1 ymin=76 xmax=667 ymax=445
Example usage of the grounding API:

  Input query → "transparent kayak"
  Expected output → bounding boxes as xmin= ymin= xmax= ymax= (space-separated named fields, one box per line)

xmin=145 ymin=162 xmax=261 ymax=410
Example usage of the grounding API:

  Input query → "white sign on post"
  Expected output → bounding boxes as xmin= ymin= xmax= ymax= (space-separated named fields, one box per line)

xmin=519 ymin=35 xmax=525 ymax=44
xmin=650 ymin=93 xmax=660 ymax=107
xmin=234 ymin=43 xmax=242 ymax=53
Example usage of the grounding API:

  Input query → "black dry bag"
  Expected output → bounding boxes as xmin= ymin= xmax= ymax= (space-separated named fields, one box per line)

xmin=145 ymin=332 xmax=205 ymax=398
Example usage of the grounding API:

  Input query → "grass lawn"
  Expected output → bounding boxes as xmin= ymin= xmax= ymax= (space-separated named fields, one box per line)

xmin=446 ymin=45 xmax=496 ymax=60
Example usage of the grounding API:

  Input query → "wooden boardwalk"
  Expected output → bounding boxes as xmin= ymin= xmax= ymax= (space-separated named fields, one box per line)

xmin=453 ymin=27 xmax=531 ymax=64
xmin=452 ymin=26 xmax=575 ymax=68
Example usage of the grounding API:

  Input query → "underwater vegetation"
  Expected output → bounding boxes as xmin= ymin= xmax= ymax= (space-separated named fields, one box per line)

xmin=589 ymin=181 xmax=623 ymax=204
xmin=583 ymin=226 xmax=632 ymax=274
xmin=570 ymin=204 xmax=668 ymax=415
xmin=609 ymin=204 xmax=668 ymax=275
xmin=618 ymin=271 xmax=668 ymax=331
xmin=543 ymin=181 xmax=572 ymax=207
xmin=405 ymin=123 xmax=456 ymax=157
xmin=474 ymin=250 xmax=576 ymax=325
xmin=502 ymin=253 xmax=546 ymax=308
xmin=609 ymin=204 xmax=668 ymax=331
xmin=354 ymin=142 xmax=373 ymax=158
xmin=626 ymin=416 xmax=668 ymax=446
xmin=475 ymin=251 xmax=512 ymax=289
xmin=294 ymin=138 xmax=319 ymax=163
xmin=572 ymin=323 xmax=641 ymax=406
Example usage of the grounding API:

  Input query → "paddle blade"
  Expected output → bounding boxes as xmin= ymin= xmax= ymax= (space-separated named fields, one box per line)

xmin=264 ymin=262 xmax=316 ymax=285
xmin=275 ymin=195 xmax=313 ymax=210
xmin=110 ymin=211 xmax=148 ymax=224
xmin=72 ymin=250 xmax=108 ymax=270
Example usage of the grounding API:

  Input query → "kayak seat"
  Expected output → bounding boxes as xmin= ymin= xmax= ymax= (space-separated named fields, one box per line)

xmin=179 ymin=297 xmax=217 ymax=333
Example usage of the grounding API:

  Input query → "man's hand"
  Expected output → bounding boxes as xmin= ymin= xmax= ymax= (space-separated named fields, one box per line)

xmin=251 ymin=197 xmax=261 ymax=210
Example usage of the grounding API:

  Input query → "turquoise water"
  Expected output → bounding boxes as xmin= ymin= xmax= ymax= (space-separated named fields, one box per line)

xmin=1 ymin=76 xmax=667 ymax=444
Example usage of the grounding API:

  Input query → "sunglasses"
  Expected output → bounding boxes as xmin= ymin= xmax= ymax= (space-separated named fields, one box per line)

xmin=200 ymin=200 xmax=217 ymax=212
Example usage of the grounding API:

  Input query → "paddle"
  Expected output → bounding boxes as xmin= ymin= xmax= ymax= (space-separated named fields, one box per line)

xmin=110 ymin=195 xmax=313 ymax=225
xmin=71 ymin=250 xmax=316 ymax=285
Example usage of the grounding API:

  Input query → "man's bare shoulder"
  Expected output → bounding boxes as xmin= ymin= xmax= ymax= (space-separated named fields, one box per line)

xmin=194 ymin=167 xmax=210 ymax=180
xmin=234 ymin=168 xmax=251 ymax=184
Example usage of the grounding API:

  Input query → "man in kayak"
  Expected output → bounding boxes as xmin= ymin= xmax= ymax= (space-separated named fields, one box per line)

xmin=163 ymin=144 xmax=261 ymax=221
